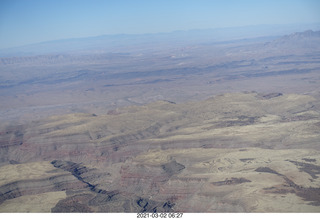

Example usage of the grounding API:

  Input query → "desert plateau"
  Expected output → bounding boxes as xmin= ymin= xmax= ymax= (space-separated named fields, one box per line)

xmin=1 ymin=26 xmax=320 ymax=213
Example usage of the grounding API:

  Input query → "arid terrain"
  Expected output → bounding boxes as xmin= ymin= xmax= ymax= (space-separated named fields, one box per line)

xmin=0 ymin=29 xmax=320 ymax=212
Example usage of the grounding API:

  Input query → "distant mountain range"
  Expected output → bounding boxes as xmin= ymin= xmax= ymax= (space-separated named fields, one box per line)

xmin=1 ymin=29 xmax=319 ymax=67
xmin=1 ymin=23 xmax=320 ymax=57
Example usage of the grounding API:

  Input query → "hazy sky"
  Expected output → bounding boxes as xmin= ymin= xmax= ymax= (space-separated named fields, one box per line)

xmin=0 ymin=0 xmax=319 ymax=49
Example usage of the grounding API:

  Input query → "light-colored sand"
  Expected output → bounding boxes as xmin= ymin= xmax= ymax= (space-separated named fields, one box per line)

xmin=0 ymin=191 xmax=66 ymax=212
xmin=0 ymin=161 xmax=63 ymax=186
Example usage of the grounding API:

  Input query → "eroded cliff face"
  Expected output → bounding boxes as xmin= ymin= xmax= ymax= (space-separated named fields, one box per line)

xmin=0 ymin=92 xmax=320 ymax=212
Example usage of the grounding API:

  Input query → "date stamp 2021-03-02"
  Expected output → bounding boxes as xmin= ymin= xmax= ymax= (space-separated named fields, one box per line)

xmin=137 ymin=213 xmax=183 ymax=218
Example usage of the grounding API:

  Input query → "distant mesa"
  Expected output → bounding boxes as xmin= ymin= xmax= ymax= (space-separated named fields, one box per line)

xmin=283 ymin=30 xmax=320 ymax=39
xmin=268 ymin=30 xmax=320 ymax=47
